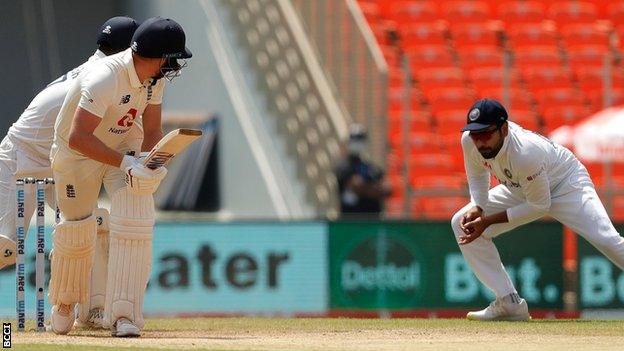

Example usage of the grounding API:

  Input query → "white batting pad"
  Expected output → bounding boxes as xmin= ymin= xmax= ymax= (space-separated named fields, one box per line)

xmin=48 ymin=215 xmax=97 ymax=305
xmin=104 ymin=187 xmax=154 ymax=330
xmin=78 ymin=207 xmax=110 ymax=324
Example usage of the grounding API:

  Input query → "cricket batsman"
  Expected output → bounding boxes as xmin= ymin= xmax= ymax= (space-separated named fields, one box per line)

xmin=48 ymin=17 xmax=192 ymax=336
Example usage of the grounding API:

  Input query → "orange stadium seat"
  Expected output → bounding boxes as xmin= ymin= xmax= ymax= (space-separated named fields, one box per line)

xmin=513 ymin=45 xmax=562 ymax=69
xmin=612 ymin=196 xmax=624 ymax=221
xmin=405 ymin=44 xmax=455 ymax=68
xmin=534 ymin=87 xmax=586 ymax=113
xmin=547 ymin=1 xmax=599 ymax=24
xmin=507 ymin=109 xmax=540 ymax=131
xmin=410 ymin=131 xmax=444 ymax=154
xmin=607 ymin=2 xmax=624 ymax=24
xmin=441 ymin=1 xmax=492 ymax=24
xmin=413 ymin=196 xmax=469 ymax=220
xmin=426 ymin=88 xmax=476 ymax=115
xmin=409 ymin=152 xmax=459 ymax=177
xmin=415 ymin=67 xmax=466 ymax=91
xmin=560 ymin=24 xmax=611 ymax=49
xmin=450 ymin=23 xmax=500 ymax=51
xmin=388 ymin=1 xmax=439 ymax=24
xmin=433 ymin=109 xmax=473 ymax=136
xmin=411 ymin=174 xmax=466 ymax=191
xmin=497 ymin=1 xmax=545 ymax=24
xmin=521 ymin=66 xmax=573 ymax=92
xmin=398 ymin=22 xmax=448 ymax=46
xmin=467 ymin=67 xmax=522 ymax=92
xmin=575 ymin=68 xmax=624 ymax=91
xmin=457 ymin=46 xmax=504 ymax=70
xmin=506 ymin=23 xmax=558 ymax=49
xmin=586 ymin=88 xmax=624 ymax=112
xmin=566 ymin=45 xmax=612 ymax=71
xmin=358 ymin=1 xmax=381 ymax=21
xmin=542 ymin=105 xmax=591 ymax=132
xmin=478 ymin=87 xmax=534 ymax=111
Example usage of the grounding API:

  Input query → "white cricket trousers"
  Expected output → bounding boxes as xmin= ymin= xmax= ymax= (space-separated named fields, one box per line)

xmin=0 ymin=136 xmax=54 ymax=241
xmin=451 ymin=166 xmax=624 ymax=298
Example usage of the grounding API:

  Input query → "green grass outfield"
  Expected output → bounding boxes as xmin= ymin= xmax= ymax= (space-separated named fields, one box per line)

xmin=8 ymin=317 xmax=624 ymax=351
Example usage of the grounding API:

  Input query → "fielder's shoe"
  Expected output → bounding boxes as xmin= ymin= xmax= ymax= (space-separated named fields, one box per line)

xmin=0 ymin=235 xmax=16 ymax=270
xmin=51 ymin=303 xmax=76 ymax=334
xmin=74 ymin=307 xmax=105 ymax=329
xmin=467 ymin=293 xmax=531 ymax=321
xmin=112 ymin=318 xmax=141 ymax=337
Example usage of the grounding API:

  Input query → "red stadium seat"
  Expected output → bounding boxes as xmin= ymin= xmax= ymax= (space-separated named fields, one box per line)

xmin=409 ymin=131 xmax=444 ymax=154
xmin=415 ymin=67 xmax=466 ymax=91
xmin=413 ymin=196 xmax=469 ymax=220
xmin=409 ymin=152 xmax=458 ymax=176
xmin=541 ymin=105 xmax=591 ymax=132
xmin=497 ymin=1 xmax=545 ymax=24
xmin=547 ymin=1 xmax=599 ymax=24
xmin=467 ymin=67 xmax=522 ymax=92
xmin=478 ymin=88 xmax=534 ymax=111
xmin=405 ymin=44 xmax=455 ymax=68
xmin=521 ymin=67 xmax=573 ymax=92
xmin=566 ymin=45 xmax=612 ymax=71
xmin=426 ymin=88 xmax=476 ymax=115
xmin=411 ymin=174 xmax=466 ymax=191
xmin=507 ymin=109 xmax=540 ymax=131
xmin=560 ymin=24 xmax=611 ymax=49
xmin=441 ymin=1 xmax=493 ymax=23
xmin=432 ymin=109 xmax=473 ymax=136
xmin=586 ymin=88 xmax=624 ymax=112
xmin=607 ymin=2 xmax=624 ymax=24
xmin=450 ymin=23 xmax=500 ymax=51
xmin=398 ymin=21 xmax=448 ymax=46
xmin=507 ymin=23 xmax=558 ymax=49
xmin=388 ymin=1 xmax=439 ymax=24
xmin=534 ymin=88 xmax=586 ymax=113
xmin=457 ymin=45 xmax=504 ymax=70
xmin=513 ymin=45 xmax=562 ymax=68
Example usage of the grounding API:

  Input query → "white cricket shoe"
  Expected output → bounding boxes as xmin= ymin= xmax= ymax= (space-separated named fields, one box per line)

xmin=467 ymin=293 xmax=531 ymax=321
xmin=51 ymin=304 xmax=76 ymax=334
xmin=112 ymin=318 xmax=141 ymax=337
xmin=0 ymin=235 xmax=16 ymax=270
xmin=74 ymin=307 xmax=105 ymax=329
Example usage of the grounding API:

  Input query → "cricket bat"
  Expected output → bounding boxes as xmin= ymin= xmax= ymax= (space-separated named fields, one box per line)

xmin=143 ymin=128 xmax=203 ymax=169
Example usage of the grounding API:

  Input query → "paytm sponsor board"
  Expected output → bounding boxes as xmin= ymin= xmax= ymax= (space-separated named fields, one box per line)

xmin=0 ymin=222 xmax=327 ymax=317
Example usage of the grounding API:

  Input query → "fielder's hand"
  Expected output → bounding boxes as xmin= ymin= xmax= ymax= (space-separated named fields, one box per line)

xmin=459 ymin=216 xmax=490 ymax=245
xmin=120 ymin=155 xmax=167 ymax=195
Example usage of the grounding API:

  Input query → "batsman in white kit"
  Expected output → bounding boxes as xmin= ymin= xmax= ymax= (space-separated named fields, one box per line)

xmin=452 ymin=99 xmax=624 ymax=321
xmin=0 ymin=16 xmax=140 ymax=331
xmin=48 ymin=17 xmax=193 ymax=336
xmin=0 ymin=17 xmax=139 ymax=270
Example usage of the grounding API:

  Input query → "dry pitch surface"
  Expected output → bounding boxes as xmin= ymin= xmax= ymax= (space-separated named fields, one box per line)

xmin=9 ymin=318 xmax=624 ymax=351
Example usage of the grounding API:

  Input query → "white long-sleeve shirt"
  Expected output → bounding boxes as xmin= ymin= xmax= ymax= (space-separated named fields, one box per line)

xmin=462 ymin=121 xmax=582 ymax=224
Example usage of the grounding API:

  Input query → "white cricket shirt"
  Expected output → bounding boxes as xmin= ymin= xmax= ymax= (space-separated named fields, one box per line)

xmin=52 ymin=48 xmax=163 ymax=161
xmin=462 ymin=121 xmax=583 ymax=224
xmin=8 ymin=50 xmax=106 ymax=163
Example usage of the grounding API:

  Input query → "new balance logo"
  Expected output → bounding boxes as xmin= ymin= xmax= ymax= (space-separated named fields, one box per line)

xmin=102 ymin=25 xmax=112 ymax=34
xmin=119 ymin=94 xmax=131 ymax=105
xmin=3 ymin=249 xmax=12 ymax=258
xmin=66 ymin=184 xmax=76 ymax=198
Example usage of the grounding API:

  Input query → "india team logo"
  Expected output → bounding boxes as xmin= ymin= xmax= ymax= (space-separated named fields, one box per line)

xmin=469 ymin=108 xmax=480 ymax=121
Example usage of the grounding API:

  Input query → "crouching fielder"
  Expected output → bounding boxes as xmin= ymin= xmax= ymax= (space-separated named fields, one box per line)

xmin=452 ymin=99 xmax=624 ymax=321
xmin=48 ymin=17 xmax=192 ymax=336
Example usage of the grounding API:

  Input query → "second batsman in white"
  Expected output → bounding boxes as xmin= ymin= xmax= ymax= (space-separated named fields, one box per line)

xmin=452 ymin=99 xmax=624 ymax=321
xmin=48 ymin=17 xmax=192 ymax=336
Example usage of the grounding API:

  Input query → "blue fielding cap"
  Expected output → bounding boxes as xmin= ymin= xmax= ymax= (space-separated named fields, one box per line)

xmin=461 ymin=98 xmax=509 ymax=132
